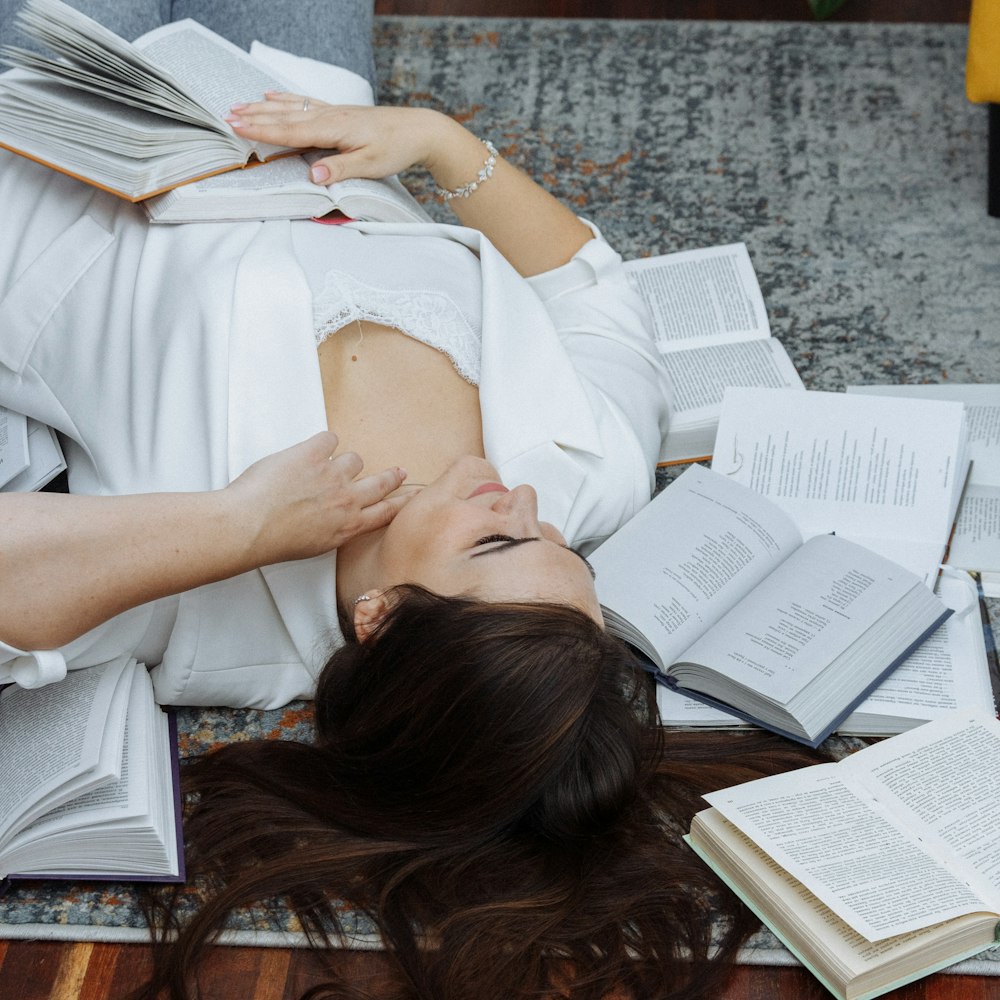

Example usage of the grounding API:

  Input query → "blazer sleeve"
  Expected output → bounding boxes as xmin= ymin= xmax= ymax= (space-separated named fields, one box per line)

xmin=524 ymin=226 xmax=671 ymax=548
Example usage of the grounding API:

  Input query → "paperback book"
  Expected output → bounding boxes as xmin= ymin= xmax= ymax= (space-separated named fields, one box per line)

xmin=623 ymin=243 xmax=803 ymax=466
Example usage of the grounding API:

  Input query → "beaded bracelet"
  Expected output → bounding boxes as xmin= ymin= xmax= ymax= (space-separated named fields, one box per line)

xmin=434 ymin=139 xmax=499 ymax=202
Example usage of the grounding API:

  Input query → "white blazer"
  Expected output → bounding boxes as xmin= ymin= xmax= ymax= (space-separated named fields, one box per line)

xmin=0 ymin=149 xmax=669 ymax=708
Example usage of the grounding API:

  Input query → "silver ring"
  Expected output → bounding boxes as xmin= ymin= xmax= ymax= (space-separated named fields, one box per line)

xmin=302 ymin=97 xmax=310 ymax=112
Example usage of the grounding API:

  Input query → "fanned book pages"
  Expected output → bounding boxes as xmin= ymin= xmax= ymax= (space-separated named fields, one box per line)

xmin=0 ymin=656 xmax=183 ymax=884
xmin=588 ymin=464 xmax=951 ymax=748
xmin=0 ymin=0 xmax=306 ymax=199
xmin=687 ymin=711 xmax=1000 ymax=1000
xmin=623 ymin=243 xmax=804 ymax=466
xmin=0 ymin=0 xmax=432 ymax=219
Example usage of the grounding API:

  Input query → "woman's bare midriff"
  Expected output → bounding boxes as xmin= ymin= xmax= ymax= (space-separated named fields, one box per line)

xmin=318 ymin=319 xmax=485 ymax=486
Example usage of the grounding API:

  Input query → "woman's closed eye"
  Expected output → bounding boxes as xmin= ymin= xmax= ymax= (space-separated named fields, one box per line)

xmin=474 ymin=534 xmax=519 ymax=546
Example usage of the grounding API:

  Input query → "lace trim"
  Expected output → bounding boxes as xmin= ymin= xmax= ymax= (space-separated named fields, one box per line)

xmin=313 ymin=270 xmax=481 ymax=385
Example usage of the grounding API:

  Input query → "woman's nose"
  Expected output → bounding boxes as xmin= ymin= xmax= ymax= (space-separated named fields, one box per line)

xmin=490 ymin=483 xmax=540 ymax=529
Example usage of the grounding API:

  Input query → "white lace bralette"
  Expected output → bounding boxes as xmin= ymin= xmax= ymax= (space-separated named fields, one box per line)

xmin=290 ymin=224 xmax=484 ymax=385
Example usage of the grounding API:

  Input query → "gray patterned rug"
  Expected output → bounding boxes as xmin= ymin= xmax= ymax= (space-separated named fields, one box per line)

xmin=2 ymin=15 xmax=999 ymax=977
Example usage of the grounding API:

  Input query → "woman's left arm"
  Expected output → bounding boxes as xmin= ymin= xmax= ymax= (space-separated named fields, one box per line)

xmin=226 ymin=99 xmax=593 ymax=276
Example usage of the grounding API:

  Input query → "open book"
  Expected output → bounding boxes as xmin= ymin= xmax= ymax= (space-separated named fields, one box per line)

xmin=712 ymin=387 xmax=971 ymax=588
xmin=589 ymin=464 xmax=950 ymax=747
xmin=0 ymin=0 xmax=425 ymax=226
xmin=848 ymin=383 xmax=1000 ymax=598
xmin=0 ymin=656 xmax=183 ymax=883
xmin=0 ymin=405 xmax=65 ymax=492
xmin=0 ymin=0 xmax=305 ymax=199
xmin=623 ymin=243 xmax=803 ymax=466
xmin=687 ymin=711 xmax=1000 ymax=1000
xmin=657 ymin=569 xmax=997 ymax=736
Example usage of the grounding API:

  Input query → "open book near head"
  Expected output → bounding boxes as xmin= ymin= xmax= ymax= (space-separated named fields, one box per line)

xmin=589 ymin=463 xmax=951 ymax=748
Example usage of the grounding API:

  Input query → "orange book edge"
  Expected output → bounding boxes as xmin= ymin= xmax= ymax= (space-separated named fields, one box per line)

xmin=0 ymin=139 xmax=301 ymax=202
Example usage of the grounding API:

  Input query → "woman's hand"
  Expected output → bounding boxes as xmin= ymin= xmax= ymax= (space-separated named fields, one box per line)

xmin=227 ymin=97 xmax=454 ymax=186
xmin=228 ymin=93 xmax=593 ymax=276
xmin=0 ymin=432 xmax=406 ymax=651
xmin=225 ymin=431 xmax=409 ymax=565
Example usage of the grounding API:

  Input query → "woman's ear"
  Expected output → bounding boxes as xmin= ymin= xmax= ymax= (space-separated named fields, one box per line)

xmin=352 ymin=590 xmax=394 ymax=644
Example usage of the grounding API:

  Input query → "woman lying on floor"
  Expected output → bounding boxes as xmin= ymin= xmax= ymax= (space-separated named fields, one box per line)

xmin=0 ymin=0 xmax=823 ymax=996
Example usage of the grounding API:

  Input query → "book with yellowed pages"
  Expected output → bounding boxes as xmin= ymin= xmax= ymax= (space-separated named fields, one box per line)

xmin=623 ymin=243 xmax=803 ymax=466
xmin=0 ymin=0 xmax=431 ymax=221
xmin=0 ymin=0 xmax=393 ymax=212
xmin=686 ymin=711 xmax=1000 ymax=1000
xmin=589 ymin=463 xmax=951 ymax=747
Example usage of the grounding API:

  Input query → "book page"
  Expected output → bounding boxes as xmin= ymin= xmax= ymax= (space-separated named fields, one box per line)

xmin=662 ymin=339 xmax=803 ymax=419
xmin=0 ymin=406 xmax=29 ymax=489
xmin=840 ymin=572 xmax=995 ymax=732
xmin=134 ymin=20 xmax=295 ymax=147
xmin=712 ymin=388 xmax=968 ymax=583
xmin=0 ymin=656 xmax=131 ymax=851
xmin=849 ymin=385 xmax=1000 ymax=574
xmin=5 ymin=664 xmax=148 ymax=843
xmin=703 ymin=717 xmax=1000 ymax=940
xmin=623 ymin=243 xmax=770 ymax=349
xmin=949 ymin=487 xmax=1000 ymax=573
xmin=848 ymin=384 xmax=1000 ymax=487
xmin=4 ymin=0 xmax=217 ymax=130
xmin=849 ymin=713 xmax=1000 ymax=897
xmin=674 ymin=533 xmax=920 ymax=704
xmin=591 ymin=465 xmax=802 ymax=669
xmin=690 ymin=810 xmax=997 ymax=988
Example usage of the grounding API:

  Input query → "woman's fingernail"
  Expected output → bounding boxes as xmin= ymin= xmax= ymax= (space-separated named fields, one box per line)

xmin=225 ymin=117 xmax=244 ymax=127
xmin=310 ymin=164 xmax=331 ymax=183
xmin=230 ymin=103 xmax=248 ymax=112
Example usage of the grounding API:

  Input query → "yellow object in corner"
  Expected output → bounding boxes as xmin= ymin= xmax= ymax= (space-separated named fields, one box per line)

xmin=967 ymin=0 xmax=1000 ymax=103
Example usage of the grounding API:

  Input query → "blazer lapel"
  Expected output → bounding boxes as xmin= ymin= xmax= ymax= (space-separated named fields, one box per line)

xmin=227 ymin=223 xmax=341 ymax=671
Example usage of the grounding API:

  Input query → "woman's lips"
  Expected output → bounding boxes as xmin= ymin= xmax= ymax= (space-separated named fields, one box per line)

xmin=467 ymin=482 xmax=509 ymax=498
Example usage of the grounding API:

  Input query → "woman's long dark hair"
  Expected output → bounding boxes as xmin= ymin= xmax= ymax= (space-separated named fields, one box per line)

xmin=138 ymin=586 xmax=826 ymax=1000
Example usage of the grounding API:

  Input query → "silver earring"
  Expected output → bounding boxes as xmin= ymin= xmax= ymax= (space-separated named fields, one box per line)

xmin=353 ymin=594 xmax=371 ymax=606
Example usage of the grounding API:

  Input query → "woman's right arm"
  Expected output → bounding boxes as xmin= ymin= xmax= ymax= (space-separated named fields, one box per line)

xmin=0 ymin=432 xmax=407 ymax=650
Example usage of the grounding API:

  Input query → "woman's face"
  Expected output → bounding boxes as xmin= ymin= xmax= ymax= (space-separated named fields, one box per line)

xmin=375 ymin=456 xmax=603 ymax=623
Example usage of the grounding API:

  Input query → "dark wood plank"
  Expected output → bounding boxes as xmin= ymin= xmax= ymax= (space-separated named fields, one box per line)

xmin=5 ymin=941 xmax=1000 ymax=1000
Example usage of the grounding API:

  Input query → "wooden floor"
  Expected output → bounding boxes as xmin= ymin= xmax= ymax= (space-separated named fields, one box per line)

xmin=4 ymin=938 xmax=1000 ymax=999
xmin=3 ymin=0 xmax=982 ymax=998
